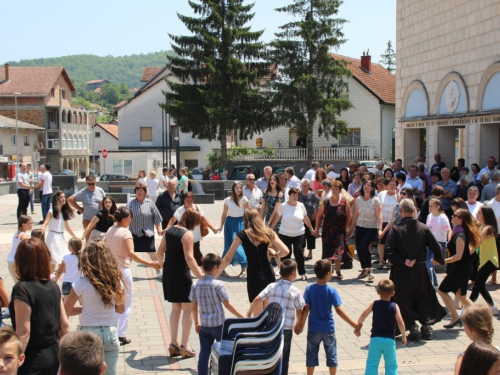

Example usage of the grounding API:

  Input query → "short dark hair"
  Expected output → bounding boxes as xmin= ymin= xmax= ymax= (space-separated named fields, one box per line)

xmin=396 ymin=172 xmax=406 ymax=182
xmin=45 ymin=164 xmax=51 ymax=171
xmin=134 ymin=184 xmax=148 ymax=194
xmin=202 ymin=253 xmax=222 ymax=272
xmin=86 ymin=175 xmax=96 ymax=181
xmin=313 ymin=259 xmax=332 ymax=280
xmin=431 ymin=185 xmax=444 ymax=196
xmin=114 ymin=207 xmax=132 ymax=222
xmin=377 ymin=279 xmax=394 ymax=298
xmin=288 ymin=187 xmax=299 ymax=196
xmin=178 ymin=208 xmax=201 ymax=230
xmin=280 ymin=259 xmax=297 ymax=278
xmin=59 ymin=331 xmax=105 ymax=375
xmin=0 ymin=326 xmax=23 ymax=357
xmin=163 ymin=167 xmax=169 ymax=173
xmin=285 ymin=167 xmax=295 ymax=176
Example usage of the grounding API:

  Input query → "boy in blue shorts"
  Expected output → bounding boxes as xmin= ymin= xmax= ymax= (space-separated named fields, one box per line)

xmin=297 ymin=259 xmax=361 ymax=375
xmin=354 ymin=279 xmax=406 ymax=375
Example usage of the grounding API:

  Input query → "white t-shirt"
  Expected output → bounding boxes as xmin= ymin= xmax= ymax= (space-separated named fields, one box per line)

xmin=377 ymin=191 xmax=398 ymax=223
xmin=41 ymin=171 xmax=53 ymax=195
xmin=426 ymin=213 xmax=450 ymax=242
xmin=160 ymin=174 xmax=168 ymax=189
xmin=62 ymin=254 xmax=80 ymax=283
xmin=327 ymin=171 xmax=339 ymax=179
xmin=277 ymin=202 xmax=307 ymax=237
xmin=174 ymin=205 xmax=205 ymax=242
xmin=224 ymin=196 xmax=248 ymax=217
xmin=466 ymin=201 xmax=482 ymax=219
xmin=147 ymin=178 xmax=160 ymax=196
xmin=487 ymin=199 xmax=500 ymax=229
xmin=8 ymin=231 xmax=25 ymax=263
xmin=72 ymin=276 xmax=118 ymax=327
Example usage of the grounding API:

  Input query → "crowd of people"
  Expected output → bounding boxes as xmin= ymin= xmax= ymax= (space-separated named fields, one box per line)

xmin=5 ymin=155 xmax=500 ymax=374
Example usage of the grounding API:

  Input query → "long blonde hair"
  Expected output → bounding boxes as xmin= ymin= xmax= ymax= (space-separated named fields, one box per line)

xmin=243 ymin=209 xmax=273 ymax=244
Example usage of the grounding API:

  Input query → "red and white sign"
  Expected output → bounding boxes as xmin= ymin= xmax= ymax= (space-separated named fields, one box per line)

xmin=102 ymin=149 xmax=108 ymax=159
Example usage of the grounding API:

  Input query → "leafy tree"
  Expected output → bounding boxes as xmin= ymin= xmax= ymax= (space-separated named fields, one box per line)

xmin=71 ymin=97 xmax=93 ymax=110
xmin=100 ymin=84 xmax=121 ymax=105
xmin=269 ymin=0 xmax=353 ymax=165
xmin=161 ymin=0 xmax=274 ymax=164
xmin=379 ymin=40 xmax=395 ymax=74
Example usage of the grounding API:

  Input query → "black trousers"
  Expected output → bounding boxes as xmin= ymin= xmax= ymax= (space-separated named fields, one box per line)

xmin=470 ymin=261 xmax=497 ymax=306
xmin=279 ymin=233 xmax=306 ymax=275
xmin=302 ymin=220 xmax=316 ymax=250
xmin=17 ymin=189 xmax=30 ymax=219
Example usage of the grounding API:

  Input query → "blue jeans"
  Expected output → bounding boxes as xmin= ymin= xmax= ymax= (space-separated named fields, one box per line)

xmin=365 ymin=337 xmax=397 ymax=375
xmin=79 ymin=325 xmax=119 ymax=375
xmin=425 ymin=242 xmax=446 ymax=288
xmin=306 ymin=331 xmax=337 ymax=368
xmin=199 ymin=325 xmax=222 ymax=375
xmin=42 ymin=193 xmax=52 ymax=221
xmin=282 ymin=330 xmax=293 ymax=375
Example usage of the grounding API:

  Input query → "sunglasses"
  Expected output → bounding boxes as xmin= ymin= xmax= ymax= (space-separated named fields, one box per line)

xmin=87 ymin=183 xmax=96 ymax=186
xmin=247 ymin=178 xmax=255 ymax=181
xmin=400 ymin=192 xmax=407 ymax=196
xmin=452 ymin=214 xmax=462 ymax=219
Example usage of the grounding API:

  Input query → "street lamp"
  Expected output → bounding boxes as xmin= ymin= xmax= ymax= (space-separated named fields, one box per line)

xmin=90 ymin=111 xmax=97 ymax=172
xmin=174 ymin=136 xmax=180 ymax=176
xmin=14 ymin=92 xmax=21 ymax=169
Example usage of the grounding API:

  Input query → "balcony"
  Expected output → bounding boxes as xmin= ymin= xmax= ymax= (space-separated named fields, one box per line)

xmin=213 ymin=146 xmax=375 ymax=162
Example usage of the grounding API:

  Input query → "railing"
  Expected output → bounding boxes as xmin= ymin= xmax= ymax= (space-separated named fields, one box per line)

xmin=213 ymin=146 xmax=375 ymax=161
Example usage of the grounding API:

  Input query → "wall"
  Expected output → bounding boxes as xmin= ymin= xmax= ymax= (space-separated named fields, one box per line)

xmin=0 ymin=128 xmax=39 ymax=160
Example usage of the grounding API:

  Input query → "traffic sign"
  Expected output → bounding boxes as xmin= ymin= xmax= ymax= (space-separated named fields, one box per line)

xmin=33 ymin=152 xmax=40 ymax=162
xmin=102 ymin=149 xmax=108 ymax=159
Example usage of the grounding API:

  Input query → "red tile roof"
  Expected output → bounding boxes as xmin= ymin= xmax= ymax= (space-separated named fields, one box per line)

xmin=130 ymin=88 xmax=138 ymax=93
xmin=0 ymin=66 xmax=76 ymax=96
xmin=86 ymin=79 xmax=108 ymax=84
xmin=94 ymin=88 xmax=101 ymax=94
xmin=330 ymin=54 xmax=395 ymax=105
xmin=140 ymin=68 xmax=163 ymax=82
xmin=114 ymin=100 xmax=127 ymax=110
xmin=95 ymin=123 xmax=118 ymax=139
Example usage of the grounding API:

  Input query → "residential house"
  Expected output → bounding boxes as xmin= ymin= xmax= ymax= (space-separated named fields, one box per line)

xmin=91 ymin=123 xmax=119 ymax=174
xmin=395 ymin=0 xmax=500 ymax=168
xmin=86 ymin=79 xmax=110 ymax=92
xmin=0 ymin=64 xmax=94 ymax=173
xmin=0 ymin=114 xmax=41 ymax=164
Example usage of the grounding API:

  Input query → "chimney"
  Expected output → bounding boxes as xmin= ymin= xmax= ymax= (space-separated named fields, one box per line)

xmin=361 ymin=54 xmax=371 ymax=74
xmin=4 ymin=64 xmax=10 ymax=82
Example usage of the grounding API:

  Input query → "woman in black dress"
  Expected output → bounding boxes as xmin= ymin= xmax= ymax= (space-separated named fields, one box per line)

xmin=10 ymin=237 xmax=70 ymax=375
xmin=220 ymin=209 xmax=289 ymax=316
xmin=434 ymin=208 xmax=481 ymax=329
xmin=336 ymin=167 xmax=350 ymax=191
xmin=157 ymin=208 xmax=203 ymax=359
xmin=81 ymin=196 xmax=117 ymax=241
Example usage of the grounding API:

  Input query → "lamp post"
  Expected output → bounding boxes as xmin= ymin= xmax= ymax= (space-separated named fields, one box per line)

xmin=14 ymin=92 xmax=21 ymax=169
xmin=90 ymin=111 xmax=97 ymax=172
xmin=174 ymin=136 xmax=180 ymax=177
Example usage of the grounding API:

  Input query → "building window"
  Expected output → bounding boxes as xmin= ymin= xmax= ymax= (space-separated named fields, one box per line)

xmin=185 ymin=159 xmax=198 ymax=170
xmin=62 ymin=134 xmax=67 ymax=149
xmin=124 ymin=160 xmax=132 ymax=174
xmin=140 ymin=127 xmax=153 ymax=142
xmin=288 ymin=130 xmax=298 ymax=147
xmin=11 ymin=135 xmax=16 ymax=146
xmin=51 ymin=88 xmax=55 ymax=97
xmin=78 ymin=135 xmax=83 ymax=149
xmin=339 ymin=129 xmax=361 ymax=146
xmin=95 ymin=132 xmax=101 ymax=138
xmin=23 ymin=135 xmax=29 ymax=146
xmin=73 ymin=134 xmax=78 ymax=149
xmin=47 ymin=132 xmax=60 ymax=149
xmin=112 ymin=159 xmax=133 ymax=174
xmin=61 ymin=90 xmax=66 ymax=99
xmin=84 ymin=135 xmax=87 ymax=149
xmin=68 ymin=135 xmax=72 ymax=149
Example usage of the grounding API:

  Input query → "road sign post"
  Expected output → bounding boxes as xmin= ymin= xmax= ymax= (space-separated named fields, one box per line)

xmin=102 ymin=149 xmax=107 ymax=176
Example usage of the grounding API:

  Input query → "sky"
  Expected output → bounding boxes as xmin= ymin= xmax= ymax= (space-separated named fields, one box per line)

xmin=1 ymin=0 xmax=395 ymax=64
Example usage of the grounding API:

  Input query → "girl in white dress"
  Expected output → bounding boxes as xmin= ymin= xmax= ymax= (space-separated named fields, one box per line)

xmin=7 ymin=215 xmax=33 ymax=282
xmin=42 ymin=190 xmax=77 ymax=272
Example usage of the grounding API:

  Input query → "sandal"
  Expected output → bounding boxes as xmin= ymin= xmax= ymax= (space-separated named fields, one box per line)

xmin=238 ymin=270 xmax=247 ymax=278
xmin=366 ymin=271 xmax=374 ymax=283
xmin=221 ymin=270 xmax=229 ymax=277
xmin=336 ymin=273 xmax=343 ymax=280
xmin=358 ymin=270 xmax=369 ymax=279
xmin=300 ymin=274 xmax=307 ymax=281
xmin=377 ymin=263 xmax=383 ymax=270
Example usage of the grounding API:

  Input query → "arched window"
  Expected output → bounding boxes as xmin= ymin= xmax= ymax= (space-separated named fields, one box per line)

xmin=79 ymin=113 xmax=83 ymax=124
xmin=73 ymin=134 xmax=78 ymax=149
xmin=62 ymin=110 xmax=67 ymax=123
xmin=84 ymin=135 xmax=88 ymax=149
xmin=68 ymin=134 xmax=73 ymax=149
xmin=67 ymin=111 xmax=72 ymax=123
xmin=78 ymin=135 xmax=83 ymax=149
xmin=62 ymin=134 xmax=67 ymax=149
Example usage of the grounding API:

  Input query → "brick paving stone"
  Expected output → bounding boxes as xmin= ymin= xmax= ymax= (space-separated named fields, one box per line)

xmin=0 ymin=194 xmax=499 ymax=374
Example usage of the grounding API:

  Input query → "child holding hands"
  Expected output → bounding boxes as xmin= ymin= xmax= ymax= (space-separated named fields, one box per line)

xmin=355 ymin=279 xmax=406 ymax=375
xmin=189 ymin=253 xmax=244 ymax=375
xmin=247 ymin=259 xmax=306 ymax=375
xmin=299 ymin=259 xmax=361 ymax=375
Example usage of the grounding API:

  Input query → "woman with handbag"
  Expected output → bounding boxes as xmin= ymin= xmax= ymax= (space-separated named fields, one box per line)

xmin=168 ymin=192 xmax=217 ymax=265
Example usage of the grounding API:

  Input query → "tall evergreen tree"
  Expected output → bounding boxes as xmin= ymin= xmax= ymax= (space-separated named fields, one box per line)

xmin=269 ymin=0 xmax=353 ymax=165
xmin=379 ymin=40 xmax=396 ymax=74
xmin=161 ymin=0 xmax=274 ymax=164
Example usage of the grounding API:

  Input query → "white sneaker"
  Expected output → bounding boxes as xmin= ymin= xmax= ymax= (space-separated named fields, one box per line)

xmin=490 ymin=306 xmax=498 ymax=316
xmin=157 ymin=272 xmax=163 ymax=280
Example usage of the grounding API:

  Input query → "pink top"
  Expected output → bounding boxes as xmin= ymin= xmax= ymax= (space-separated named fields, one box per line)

xmin=105 ymin=225 xmax=133 ymax=268
xmin=312 ymin=180 xmax=323 ymax=197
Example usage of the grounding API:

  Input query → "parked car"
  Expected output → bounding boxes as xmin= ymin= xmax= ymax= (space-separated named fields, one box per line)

xmin=229 ymin=165 xmax=261 ymax=180
xmin=79 ymin=169 xmax=97 ymax=178
xmin=190 ymin=167 xmax=204 ymax=181
xmin=99 ymin=174 xmax=132 ymax=181
xmin=53 ymin=169 xmax=75 ymax=176
xmin=272 ymin=165 xmax=289 ymax=174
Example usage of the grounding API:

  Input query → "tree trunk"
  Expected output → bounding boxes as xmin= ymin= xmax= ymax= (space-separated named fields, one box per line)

xmin=220 ymin=124 xmax=228 ymax=166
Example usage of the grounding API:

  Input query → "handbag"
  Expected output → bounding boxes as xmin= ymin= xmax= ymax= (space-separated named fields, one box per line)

xmin=196 ymin=205 xmax=209 ymax=237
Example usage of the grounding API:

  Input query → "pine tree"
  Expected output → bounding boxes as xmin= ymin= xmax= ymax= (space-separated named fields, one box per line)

xmin=380 ymin=40 xmax=396 ymax=74
xmin=161 ymin=0 xmax=274 ymax=164
xmin=268 ymin=0 xmax=353 ymax=165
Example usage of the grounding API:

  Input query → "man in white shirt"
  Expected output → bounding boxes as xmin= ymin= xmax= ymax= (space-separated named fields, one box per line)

xmin=256 ymin=166 xmax=272 ymax=192
xmin=168 ymin=168 xmax=178 ymax=187
xmin=15 ymin=163 xmax=32 ymax=219
xmin=278 ymin=172 xmax=290 ymax=202
xmin=326 ymin=164 xmax=339 ymax=179
xmin=303 ymin=161 xmax=319 ymax=182
xmin=406 ymin=165 xmax=424 ymax=204
xmin=477 ymin=156 xmax=497 ymax=183
xmin=369 ymin=160 xmax=385 ymax=175
xmin=396 ymin=172 xmax=412 ymax=192
xmin=34 ymin=164 xmax=53 ymax=223
xmin=243 ymin=174 xmax=263 ymax=209
xmin=160 ymin=168 xmax=169 ymax=190
xmin=285 ymin=167 xmax=301 ymax=189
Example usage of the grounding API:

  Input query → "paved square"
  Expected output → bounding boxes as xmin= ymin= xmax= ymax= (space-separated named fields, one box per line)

xmin=1 ymin=194 xmax=499 ymax=374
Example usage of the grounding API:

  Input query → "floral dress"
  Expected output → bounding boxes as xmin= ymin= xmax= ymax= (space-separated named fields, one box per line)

xmin=263 ymin=193 xmax=283 ymax=231
xmin=321 ymin=198 xmax=348 ymax=260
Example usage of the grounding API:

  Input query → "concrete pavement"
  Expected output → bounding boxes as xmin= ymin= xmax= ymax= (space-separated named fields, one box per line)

xmin=1 ymin=194 xmax=499 ymax=374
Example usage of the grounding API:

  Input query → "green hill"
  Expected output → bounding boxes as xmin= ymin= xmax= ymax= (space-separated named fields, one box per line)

xmin=4 ymin=51 xmax=173 ymax=89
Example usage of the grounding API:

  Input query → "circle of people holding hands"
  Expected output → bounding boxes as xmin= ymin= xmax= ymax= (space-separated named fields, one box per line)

xmin=6 ymin=154 xmax=500 ymax=375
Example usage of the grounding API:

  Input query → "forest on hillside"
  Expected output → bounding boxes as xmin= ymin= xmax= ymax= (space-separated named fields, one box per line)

xmin=4 ymin=51 xmax=173 ymax=89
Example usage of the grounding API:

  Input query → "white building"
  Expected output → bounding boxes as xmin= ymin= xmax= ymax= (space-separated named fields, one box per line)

xmin=91 ymin=123 xmax=118 ymax=174
xmin=396 ymin=0 xmax=500 ymax=168
xmin=0 ymin=114 xmax=41 ymax=165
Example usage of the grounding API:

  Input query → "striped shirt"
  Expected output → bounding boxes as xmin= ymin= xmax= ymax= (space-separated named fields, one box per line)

xmin=189 ymin=275 xmax=229 ymax=327
xmin=258 ymin=279 xmax=306 ymax=330
xmin=127 ymin=198 xmax=163 ymax=237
